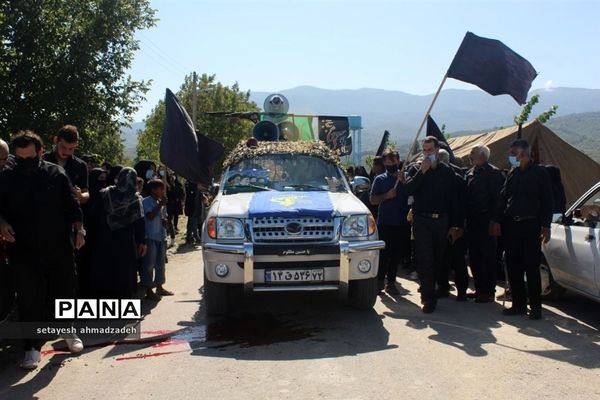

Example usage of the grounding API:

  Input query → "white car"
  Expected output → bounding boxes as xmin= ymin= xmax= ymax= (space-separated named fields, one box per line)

xmin=201 ymin=141 xmax=385 ymax=315
xmin=542 ymin=181 xmax=600 ymax=301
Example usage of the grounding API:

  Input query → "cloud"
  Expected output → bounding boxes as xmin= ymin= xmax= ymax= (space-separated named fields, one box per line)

xmin=544 ymin=80 xmax=555 ymax=91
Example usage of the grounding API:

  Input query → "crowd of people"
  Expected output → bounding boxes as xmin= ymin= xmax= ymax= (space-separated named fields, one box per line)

xmin=0 ymin=126 xmax=567 ymax=370
xmin=0 ymin=126 xmax=207 ymax=370
xmin=361 ymin=135 xmax=564 ymax=316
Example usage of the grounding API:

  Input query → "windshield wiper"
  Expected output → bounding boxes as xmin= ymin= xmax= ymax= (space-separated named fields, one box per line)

xmin=247 ymin=184 xmax=274 ymax=191
xmin=223 ymin=184 xmax=273 ymax=195
xmin=287 ymin=184 xmax=328 ymax=191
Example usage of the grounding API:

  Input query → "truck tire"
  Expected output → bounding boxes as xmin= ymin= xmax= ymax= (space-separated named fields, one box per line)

xmin=349 ymin=278 xmax=377 ymax=310
xmin=540 ymin=260 xmax=566 ymax=301
xmin=204 ymin=272 xmax=229 ymax=316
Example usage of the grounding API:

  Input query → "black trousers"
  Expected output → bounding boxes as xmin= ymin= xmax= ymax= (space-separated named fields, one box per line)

xmin=503 ymin=219 xmax=542 ymax=311
xmin=377 ymin=225 xmax=411 ymax=283
xmin=467 ymin=214 xmax=498 ymax=296
xmin=414 ymin=215 xmax=448 ymax=304
xmin=0 ymin=260 xmax=15 ymax=321
xmin=11 ymin=253 xmax=77 ymax=351
xmin=438 ymin=235 xmax=468 ymax=295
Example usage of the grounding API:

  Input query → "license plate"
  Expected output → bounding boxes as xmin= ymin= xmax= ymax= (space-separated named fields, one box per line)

xmin=265 ymin=269 xmax=325 ymax=283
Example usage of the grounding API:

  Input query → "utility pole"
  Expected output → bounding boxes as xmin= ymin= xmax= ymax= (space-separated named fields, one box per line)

xmin=192 ymin=71 xmax=198 ymax=129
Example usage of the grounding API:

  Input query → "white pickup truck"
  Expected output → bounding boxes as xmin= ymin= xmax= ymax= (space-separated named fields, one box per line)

xmin=201 ymin=141 xmax=385 ymax=315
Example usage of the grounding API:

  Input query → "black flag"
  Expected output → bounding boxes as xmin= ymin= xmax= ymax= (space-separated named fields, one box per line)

xmin=376 ymin=130 xmax=390 ymax=157
xmin=447 ymin=32 xmax=537 ymax=105
xmin=160 ymin=89 xmax=224 ymax=185
xmin=426 ymin=115 xmax=456 ymax=164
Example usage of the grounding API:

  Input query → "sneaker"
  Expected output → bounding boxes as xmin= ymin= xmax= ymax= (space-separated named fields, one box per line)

xmin=466 ymin=291 xmax=479 ymax=299
xmin=20 ymin=349 xmax=41 ymax=370
xmin=156 ymin=287 xmax=174 ymax=296
xmin=385 ymin=282 xmax=401 ymax=296
xmin=63 ymin=335 xmax=84 ymax=353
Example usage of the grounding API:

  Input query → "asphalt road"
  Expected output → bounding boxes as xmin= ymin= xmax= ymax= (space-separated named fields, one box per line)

xmin=1 ymin=245 xmax=600 ymax=400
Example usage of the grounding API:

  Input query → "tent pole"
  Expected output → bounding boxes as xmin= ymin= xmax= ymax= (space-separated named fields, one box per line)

xmin=403 ymin=74 xmax=448 ymax=167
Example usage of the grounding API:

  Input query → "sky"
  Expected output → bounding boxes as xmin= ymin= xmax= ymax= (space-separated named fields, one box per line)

xmin=129 ymin=0 xmax=600 ymax=121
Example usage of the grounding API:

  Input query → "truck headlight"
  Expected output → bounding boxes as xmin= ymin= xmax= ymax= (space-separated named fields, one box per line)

xmin=342 ymin=215 xmax=374 ymax=237
xmin=216 ymin=218 xmax=245 ymax=240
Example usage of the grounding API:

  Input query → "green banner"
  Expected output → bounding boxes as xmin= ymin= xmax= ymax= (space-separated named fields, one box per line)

xmin=260 ymin=115 xmax=314 ymax=141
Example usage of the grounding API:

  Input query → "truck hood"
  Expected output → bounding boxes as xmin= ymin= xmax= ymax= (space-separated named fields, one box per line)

xmin=215 ymin=191 xmax=370 ymax=218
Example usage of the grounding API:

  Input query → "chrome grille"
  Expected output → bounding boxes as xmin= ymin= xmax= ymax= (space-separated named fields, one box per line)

xmin=251 ymin=217 xmax=335 ymax=242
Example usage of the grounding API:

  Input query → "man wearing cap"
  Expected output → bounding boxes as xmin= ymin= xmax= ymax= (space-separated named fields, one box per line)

xmin=491 ymin=139 xmax=553 ymax=320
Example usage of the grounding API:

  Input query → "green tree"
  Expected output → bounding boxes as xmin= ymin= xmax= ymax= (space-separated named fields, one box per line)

xmin=514 ymin=95 xmax=540 ymax=125
xmin=514 ymin=94 xmax=559 ymax=126
xmin=136 ymin=73 xmax=260 ymax=173
xmin=537 ymin=105 xmax=559 ymax=124
xmin=0 ymin=0 xmax=156 ymax=163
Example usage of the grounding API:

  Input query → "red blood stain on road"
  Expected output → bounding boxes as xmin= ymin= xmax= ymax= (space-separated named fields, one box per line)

xmin=115 ymin=349 xmax=190 ymax=361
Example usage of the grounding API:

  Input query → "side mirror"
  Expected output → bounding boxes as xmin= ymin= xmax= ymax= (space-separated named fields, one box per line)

xmin=351 ymin=176 xmax=371 ymax=195
xmin=552 ymin=213 xmax=564 ymax=224
xmin=210 ymin=183 xmax=220 ymax=196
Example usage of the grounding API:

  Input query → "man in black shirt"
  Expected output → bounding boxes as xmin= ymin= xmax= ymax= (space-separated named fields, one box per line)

xmin=0 ymin=139 xmax=15 ymax=322
xmin=405 ymin=136 xmax=463 ymax=313
xmin=367 ymin=156 xmax=385 ymax=220
xmin=466 ymin=145 xmax=504 ymax=303
xmin=437 ymin=149 xmax=468 ymax=301
xmin=42 ymin=125 xmax=89 ymax=205
xmin=0 ymin=131 xmax=86 ymax=369
xmin=185 ymin=181 xmax=200 ymax=244
xmin=43 ymin=125 xmax=90 ymax=296
xmin=492 ymin=139 xmax=553 ymax=320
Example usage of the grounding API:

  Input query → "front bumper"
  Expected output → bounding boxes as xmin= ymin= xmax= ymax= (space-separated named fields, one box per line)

xmin=202 ymin=240 xmax=385 ymax=295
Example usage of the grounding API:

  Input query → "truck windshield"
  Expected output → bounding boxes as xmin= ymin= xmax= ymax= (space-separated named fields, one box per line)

xmin=223 ymin=154 xmax=348 ymax=195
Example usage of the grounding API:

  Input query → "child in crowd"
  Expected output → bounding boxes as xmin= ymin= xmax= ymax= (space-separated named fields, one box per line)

xmin=141 ymin=179 xmax=173 ymax=300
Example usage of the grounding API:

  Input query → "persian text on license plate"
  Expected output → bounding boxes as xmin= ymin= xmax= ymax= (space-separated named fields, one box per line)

xmin=265 ymin=269 xmax=325 ymax=283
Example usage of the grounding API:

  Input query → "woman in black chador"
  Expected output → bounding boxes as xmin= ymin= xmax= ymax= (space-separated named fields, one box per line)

xmin=89 ymin=168 xmax=146 ymax=299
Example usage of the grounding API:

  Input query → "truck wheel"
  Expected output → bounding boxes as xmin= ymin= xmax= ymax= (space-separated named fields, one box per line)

xmin=349 ymin=278 xmax=377 ymax=310
xmin=204 ymin=272 xmax=229 ymax=315
xmin=540 ymin=259 xmax=566 ymax=301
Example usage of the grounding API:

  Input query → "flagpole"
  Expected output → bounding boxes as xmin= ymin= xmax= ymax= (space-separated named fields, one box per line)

xmin=192 ymin=71 xmax=198 ymax=130
xmin=403 ymin=73 xmax=448 ymax=166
